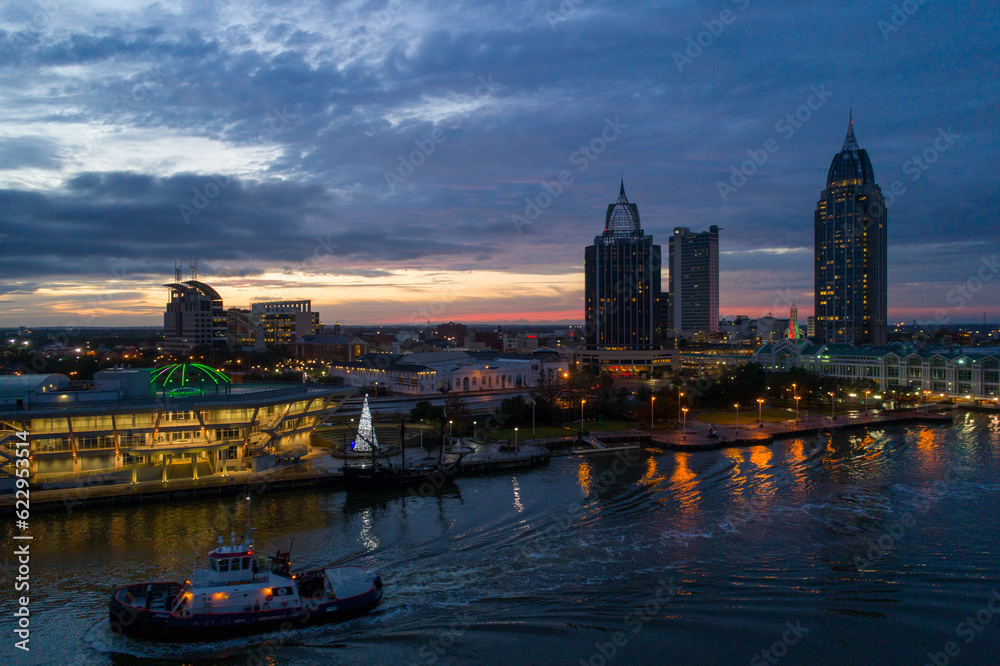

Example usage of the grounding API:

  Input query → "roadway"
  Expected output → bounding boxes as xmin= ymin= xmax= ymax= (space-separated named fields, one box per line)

xmin=333 ymin=388 xmax=533 ymax=418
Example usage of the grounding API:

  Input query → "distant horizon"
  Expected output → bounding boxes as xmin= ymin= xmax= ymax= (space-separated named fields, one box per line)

xmin=3 ymin=319 xmax=997 ymax=331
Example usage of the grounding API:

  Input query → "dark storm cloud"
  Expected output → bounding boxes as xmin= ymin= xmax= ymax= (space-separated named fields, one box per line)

xmin=0 ymin=171 xmax=492 ymax=279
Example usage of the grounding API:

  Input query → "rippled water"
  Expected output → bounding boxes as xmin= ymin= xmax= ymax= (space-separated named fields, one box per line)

xmin=4 ymin=411 xmax=1000 ymax=665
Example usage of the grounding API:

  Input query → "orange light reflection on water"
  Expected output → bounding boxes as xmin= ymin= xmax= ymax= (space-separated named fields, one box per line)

xmin=577 ymin=461 xmax=592 ymax=497
xmin=670 ymin=453 xmax=699 ymax=513
xmin=913 ymin=428 xmax=943 ymax=475
xmin=639 ymin=456 xmax=662 ymax=486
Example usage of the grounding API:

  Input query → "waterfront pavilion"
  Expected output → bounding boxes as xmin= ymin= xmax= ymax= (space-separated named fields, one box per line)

xmin=0 ymin=364 xmax=354 ymax=489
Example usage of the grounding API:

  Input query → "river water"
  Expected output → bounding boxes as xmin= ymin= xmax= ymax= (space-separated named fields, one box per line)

xmin=4 ymin=412 xmax=1000 ymax=665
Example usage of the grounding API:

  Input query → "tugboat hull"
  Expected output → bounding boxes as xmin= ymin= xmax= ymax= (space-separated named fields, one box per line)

xmin=109 ymin=571 xmax=382 ymax=641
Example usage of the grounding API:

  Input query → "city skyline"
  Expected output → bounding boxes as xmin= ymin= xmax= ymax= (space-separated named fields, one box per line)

xmin=0 ymin=1 xmax=997 ymax=327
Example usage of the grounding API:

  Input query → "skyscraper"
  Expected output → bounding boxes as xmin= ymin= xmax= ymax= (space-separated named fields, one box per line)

xmin=814 ymin=115 xmax=887 ymax=346
xmin=163 ymin=280 xmax=227 ymax=355
xmin=666 ymin=225 xmax=720 ymax=337
xmin=584 ymin=181 xmax=661 ymax=350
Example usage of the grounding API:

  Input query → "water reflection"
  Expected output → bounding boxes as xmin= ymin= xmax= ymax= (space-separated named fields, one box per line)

xmin=359 ymin=508 xmax=378 ymax=551
xmin=669 ymin=453 xmax=699 ymax=514
xmin=639 ymin=456 xmax=661 ymax=486
xmin=577 ymin=460 xmax=592 ymax=496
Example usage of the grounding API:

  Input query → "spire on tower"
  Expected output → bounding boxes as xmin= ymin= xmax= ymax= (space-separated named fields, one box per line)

xmin=842 ymin=112 xmax=859 ymax=153
xmin=604 ymin=180 xmax=641 ymax=238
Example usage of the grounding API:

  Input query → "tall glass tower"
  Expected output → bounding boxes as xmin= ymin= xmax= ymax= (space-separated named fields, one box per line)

xmin=585 ymin=181 xmax=661 ymax=350
xmin=814 ymin=115 xmax=887 ymax=346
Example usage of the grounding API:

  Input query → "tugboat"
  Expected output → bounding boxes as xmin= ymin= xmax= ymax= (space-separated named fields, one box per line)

xmin=109 ymin=498 xmax=382 ymax=640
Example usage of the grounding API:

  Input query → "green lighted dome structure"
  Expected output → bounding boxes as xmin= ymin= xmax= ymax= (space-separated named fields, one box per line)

xmin=151 ymin=363 xmax=231 ymax=397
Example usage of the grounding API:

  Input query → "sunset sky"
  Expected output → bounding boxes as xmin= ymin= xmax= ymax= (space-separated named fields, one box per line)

xmin=0 ymin=0 xmax=997 ymax=327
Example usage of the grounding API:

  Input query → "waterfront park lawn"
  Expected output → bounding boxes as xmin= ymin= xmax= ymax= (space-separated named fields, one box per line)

xmin=693 ymin=407 xmax=796 ymax=425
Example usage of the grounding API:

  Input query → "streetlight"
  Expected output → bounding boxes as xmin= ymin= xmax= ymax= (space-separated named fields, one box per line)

xmin=682 ymin=407 xmax=688 ymax=439
xmin=449 ymin=420 xmax=453 ymax=447
xmin=580 ymin=399 xmax=586 ymax=430
xmin=678 ymin=391 xmax=685 ymax=425
xmin=795 ymin=395 xmax=801 ymax=423
xmin=651 ymin=396 xmax=656 ymax=429
xmin=734 ymin=403 xmax=740 ymax=437
xmin=757 ymin=398 xmax=764 ymax=426
xmin=473 ymin=420 xmax=477 ymax=440
xmin=829 ymin=392 xmax=835 ymax=419
xmin=531 ymin=399 xmax=536 ymax=438
xmin=864 ymin=390 xmax=870 ymax=415
xmin=514 ymin=427 xmax=518 ymax=453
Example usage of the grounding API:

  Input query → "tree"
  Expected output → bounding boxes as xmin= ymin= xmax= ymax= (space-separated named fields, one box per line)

xmin=410 ymin=400 xmax=444 ymax=424
xmin=589 ymin=372 xmax=628 ymax=416
xmin=496 ymin=395 xmax=530 ymax=427
xmin=443 ymin=395 xmax=472 ymax=436
xmin=528 ymin=368 xmax=563 ymax=425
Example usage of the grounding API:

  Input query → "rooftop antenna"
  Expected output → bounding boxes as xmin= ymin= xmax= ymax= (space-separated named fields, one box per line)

xmin=190 ymin=257 xmax=198 ymax=281
xmin=174 ymin=260 xmax=182 ymax=283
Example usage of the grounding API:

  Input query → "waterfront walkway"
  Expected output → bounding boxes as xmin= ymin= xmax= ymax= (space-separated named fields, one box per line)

xmin=576 ymin=409 xmax=954 ymax=451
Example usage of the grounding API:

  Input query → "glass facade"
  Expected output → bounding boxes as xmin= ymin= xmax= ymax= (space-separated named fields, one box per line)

xmin=585 ymin=182 xmax=662 ymax=350
xmin=814 ymin=119 xmax=887 ymax=346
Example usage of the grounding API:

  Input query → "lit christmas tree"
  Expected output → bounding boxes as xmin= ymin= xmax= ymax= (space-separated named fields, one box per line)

xmin=353 ymin=395 xmax=378 ymax=452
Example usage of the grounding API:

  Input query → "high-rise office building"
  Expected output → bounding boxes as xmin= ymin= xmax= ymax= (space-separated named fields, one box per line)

xmin=163 ymin=280 xmax=227 ymax=355
xmin=667 ymin=225 xmax=719 ymax=336
xmin=814 ymin=115 xmax=887 ymax=346
xmin=227 ymin=300 xmax=320 ymax=350
xmin=251 ymin=300 xmax=320 ymax=345
xmin=584 ymin=182 xmax=661 ymax=350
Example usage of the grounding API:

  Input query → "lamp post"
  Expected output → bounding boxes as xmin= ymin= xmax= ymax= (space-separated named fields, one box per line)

xmin=473 ymin=420 xmax=477 ymax=440
xmin=829 ymin=392 xmax=835 ymax=419
xmin=531 ymin=399 xmax=536 ymax=438
xmin=678 ymin=391 xmax=684 ymax=425
xmin=795 ymin=395 xmax=801 ymax=423
xmin=682 ymin=407 xmax=688 ymax=439
xmin=449 ymin=420 xmax=453 ymax=448
xmin=792 ymin=383 xmax=796 ymax=408
xmin=514 ymin=427 xmax=518 ymax=453
xmin=580 ymin=399 xmax=585 ymax=430
xmin=734 ymin=403 xmax=740 ymax=438
xmin=864 ymin=390 xmax=870 ymax=415
xmin=757 ymin=398 xmax=764 ymax=426
xmin=651 ymin=396 xmax=656 ymax=429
